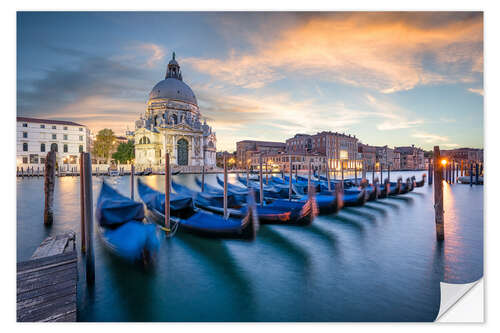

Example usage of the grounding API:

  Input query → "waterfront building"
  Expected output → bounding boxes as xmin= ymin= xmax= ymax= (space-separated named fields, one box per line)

xmin=441 ymin=148 xmax=484 ymax=163
xmin=285 ymin=131 xmax=359 ymax=170
xmin=394 ymin=145 xmax=425 ymax=170
xmin=16 ymin=117 xmax=91 ymax=169
xmin=358 ymin=143 xmax=377 ymax=169
xmin=131 ymin=53 xmax=216 ymax=170
xmin=236 ymin=140 xmax=286 ymax=169
xmin=250 ymin=152 xmax=327 ymax=174
xmin=375 ymin=145 xmax=399 ymax=170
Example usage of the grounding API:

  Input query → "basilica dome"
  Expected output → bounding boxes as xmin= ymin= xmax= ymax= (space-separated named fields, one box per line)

xmin=147 ymin=52 xmax=198 ymax=106
xmin=148 ymin=78 xmax=198 ymax=106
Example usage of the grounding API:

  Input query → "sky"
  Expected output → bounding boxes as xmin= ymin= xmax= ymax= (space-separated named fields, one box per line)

xmin=17 ymin=12 xmax=483 ymax=152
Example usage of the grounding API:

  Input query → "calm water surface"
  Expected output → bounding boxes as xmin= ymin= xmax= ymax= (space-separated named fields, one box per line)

xmin=16 ymin=171 xmax=483 ymax=322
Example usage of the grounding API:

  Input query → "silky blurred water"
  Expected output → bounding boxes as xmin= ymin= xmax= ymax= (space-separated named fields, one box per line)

xmin=16 ymin=171 xmax=483 ymax=322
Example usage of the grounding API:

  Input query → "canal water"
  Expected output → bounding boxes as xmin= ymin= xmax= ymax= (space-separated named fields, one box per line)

xmin=16 ymin=171 xmax=483 ymax=322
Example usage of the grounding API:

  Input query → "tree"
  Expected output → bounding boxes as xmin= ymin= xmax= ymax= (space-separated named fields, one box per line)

xmin=112 ymin=140 xmax=135 ymax=164
xmin=93 ymin=129 xmax=116 ymax=164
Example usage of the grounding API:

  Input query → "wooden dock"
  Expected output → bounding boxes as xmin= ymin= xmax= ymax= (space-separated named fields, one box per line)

xmin=17 ymin=232 xmax=78 ymax=322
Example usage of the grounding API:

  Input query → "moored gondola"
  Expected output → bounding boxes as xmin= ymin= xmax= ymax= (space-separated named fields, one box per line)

xmin=138 ymin=180 xmax=259 ymax=240
xmin=95 ymin=181 xmax=160 ymax=264
xmin=177 ymin=180 xmax=317 ymax=225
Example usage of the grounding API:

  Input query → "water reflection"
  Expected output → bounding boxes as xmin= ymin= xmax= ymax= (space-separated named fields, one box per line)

xmin=16 ymin=171 xmax=482 ymax=322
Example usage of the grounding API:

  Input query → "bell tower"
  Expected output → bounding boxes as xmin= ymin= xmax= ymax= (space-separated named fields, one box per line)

xmin=165 ymin=52 xmax=183 ymax=80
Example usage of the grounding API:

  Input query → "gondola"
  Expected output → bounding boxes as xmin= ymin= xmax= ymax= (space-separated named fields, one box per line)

xmin=180 ymin=180 xmax=317 ymax=225
xmin=138 ymin=180 xmax=259 ymax=239
xmin=413 ymin=175 xmax=426 ymax=187
xmin=196 ymin=177 xmax=248 ymax=205
xmin=95 ymin=181 xmax=160 ymax=264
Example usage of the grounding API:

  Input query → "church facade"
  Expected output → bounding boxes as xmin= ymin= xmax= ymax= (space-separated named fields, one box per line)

xmin=133 ymin=53 xmax=217 ymax=169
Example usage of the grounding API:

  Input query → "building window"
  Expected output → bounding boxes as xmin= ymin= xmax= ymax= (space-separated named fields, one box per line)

xmin=40 ymin=157 xmax=45 ymax=164
xmin=52 ymin=125 xmax=56 ymax=129
xmin=79 ymin=135 xmax=83 ymax=141
xmin=63 ymin=144 xmax=68 ymax=153
xmin=79 ymin=128 xmax=83 ymax=132
xmin=23 ymin=143 xmax=28 ymax=151
xmin=22 ymin=123 xmax=28 ymax=127
xmin=52 ymin=134 xmax=56 ymax=140
xmin=23 ymin=132 xmax=27 ymax=138
xmin=40 ymin=143 xmax=45 ymax=152
xmin=64 ymin=126 xmax=68 ymax=130
xmin=64 ymin=134 xmax=68 ymax=140
xmin=79 ymin=145 xmax=83 ymax=153
xmin=29 ymin=154 xmax=39 ymax=164
xmin=40 ymin=124 xmax=45 ymax=129
xmin=22 ymin=157 xmax=28 ymax=164
xmin=50 ymin=143 xmax=58 ymax=152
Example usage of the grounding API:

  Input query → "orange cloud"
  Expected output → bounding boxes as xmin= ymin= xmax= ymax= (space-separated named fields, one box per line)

xmin=186 ymin=12 xmax=483 ymax=93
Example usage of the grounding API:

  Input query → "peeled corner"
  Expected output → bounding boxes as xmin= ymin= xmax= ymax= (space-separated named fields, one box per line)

xmin=435 ymin=278 xmax=483 ymax=322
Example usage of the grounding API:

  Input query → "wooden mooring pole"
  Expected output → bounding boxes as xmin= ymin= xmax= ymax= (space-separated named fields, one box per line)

xmin=201 ymin=165 xmax=205 ymax=192
xmin=44 ymin=150 xmax=56 ymax=225
xmin=379 ymin=163 xmax=383 ymax=184
xmin=475 ymin=163 xmax=479 ymax=185
xmin=130 ymin=164 xmax=135 ymax=199
xmin=223 ymin=155 xmax=228 ymax=219
xmin=326 ymin=156 xmax=331 ymax=191
xmin=259 ymin=154 xmax=263 ymax=207
xmin=388 ymin=164 xmax=391 ymax=183
xmin=470 ymin=163 xmax=473 ymax=187
xmin=79 ymin=153 xmax=86 ymax=252
xmin=341 ymin=160 xmax=344 ymax=190
xmin=265 ymin=160 xmax=269 ymax=185
xmin=433 ymin=146 xmax=444 ymax=241
xmin=165 ymin=153 xmax=171 ymax=232
xmin=354 ymin=159 xmax=358 ymax=185
xmin=308 ymin=158 xmax=312 ymax=189
xmin=82 ymin=152 xmax=95 ymax=284
xmin=428 ymin=159 xmax=432 ymax=185
xmin=289 ymin=155 xmax=293 ymax=201
xmin=371 ymin=163 xmax=375 ymax=185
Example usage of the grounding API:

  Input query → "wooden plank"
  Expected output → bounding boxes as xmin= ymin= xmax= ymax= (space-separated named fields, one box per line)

xmin=17 ymin=267 xmax=77 ymax=294
xmin=17 ymin=251 xmax=76 ymax=272
xmin=17 ymin=260 xmax=75 ymax=281
xmin=17 ymin=284 xmax=76 ymax=311
xmin=17 ymin=279 xmax=76 ymax=303
xmin=31 ymin=231 xmax=75 ymax=259
xmin=18 ymin=294 xmax=76 ymax=322
xmin=49 ymin=310 xmax=77 ymax=322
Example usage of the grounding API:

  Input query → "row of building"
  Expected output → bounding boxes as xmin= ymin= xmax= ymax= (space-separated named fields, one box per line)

xmin=236 ymin=131 xmax=483 ymax=173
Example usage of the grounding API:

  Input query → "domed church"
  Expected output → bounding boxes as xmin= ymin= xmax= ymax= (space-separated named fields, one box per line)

xmin=133 ymin=53 xmax=217 ymax=169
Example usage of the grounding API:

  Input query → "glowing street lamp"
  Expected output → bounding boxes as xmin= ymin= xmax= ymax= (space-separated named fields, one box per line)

xmin=441 ymin=159 xmax=448 ymax=167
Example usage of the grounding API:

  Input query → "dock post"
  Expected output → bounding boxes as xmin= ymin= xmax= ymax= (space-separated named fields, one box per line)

xmin=475 ymin=163 xmax=479 ymax=185
xmin=246 ymin=165 xmax=249 ymax=186
xmin=44 ymin=150 xmax=56 ymax=225
xmin=341 ymin=160 xmax=344 ymax=190
xmin=428 ymin=159 xmax=432 ymax=185
xmin=165 ymin=153 xmax=171 ymax=232
xmin=470 ymin=163 xmax=473 ymax=186
xmin=461 ymin=160 xmax=464 ymax=176
xmin=371 ymin=163 xmax=375 ymax=185
xmin=82 ymin=152 xmax=95 ymax=285
xmin=79 ymin=153 xmax=86 ymax=252
xmin=326 ymin=155 xmax=331 ymax=191
xmin=295 ymin=163 xmax=298 ymax=181
xmin=308 ymin=158 xmax=312 ymax=189
xmin=223 ymin=155 xmax=228 ymax=219
xmin=361 ymin=159 xmax=366 ymax=181
xmin=388 ymin=164 xmax=391 ymax=183
xmin=289 ymin=155 xmax=293 ymax=201
xmin=130 ymin=164 xmax=135 ymax=199
xmin=379 ymin=163 xmax=382 ymax=185
xmin=354 ymin=159 xmax=358 ymax=185
xmin=21 ymin=166 xmax=24 ymax=178
xmin=201 ymin=165 xmax=205 ymax=192
xmin=265 ymin=160 xmax=269 ymax=185
xmin=259 ymin=154 xmax=263 ymax=207
xmin=433 ymin=146 xmax=445 ymax=241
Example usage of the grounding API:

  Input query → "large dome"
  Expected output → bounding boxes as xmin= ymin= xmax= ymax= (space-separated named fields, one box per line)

xmin=148 ymin=78 xmax=198 ymax=106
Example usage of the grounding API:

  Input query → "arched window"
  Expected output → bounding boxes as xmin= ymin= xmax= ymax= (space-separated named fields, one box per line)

xmin=139 ymin=136 xmax=151 ymax=144
xmin=23 ymin=143 xmax=28 ymax=151
xmin=50 ymin=143 xmax=58 ymax=152
xmin=40 ymin=143 xmax=45 ymax=152
xmin=170 ymin=114 xmax=177 ymax=125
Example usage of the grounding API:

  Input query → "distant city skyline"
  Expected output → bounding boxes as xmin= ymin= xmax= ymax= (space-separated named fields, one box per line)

xmin=17 ymin=12 xmax=483 ymax=152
